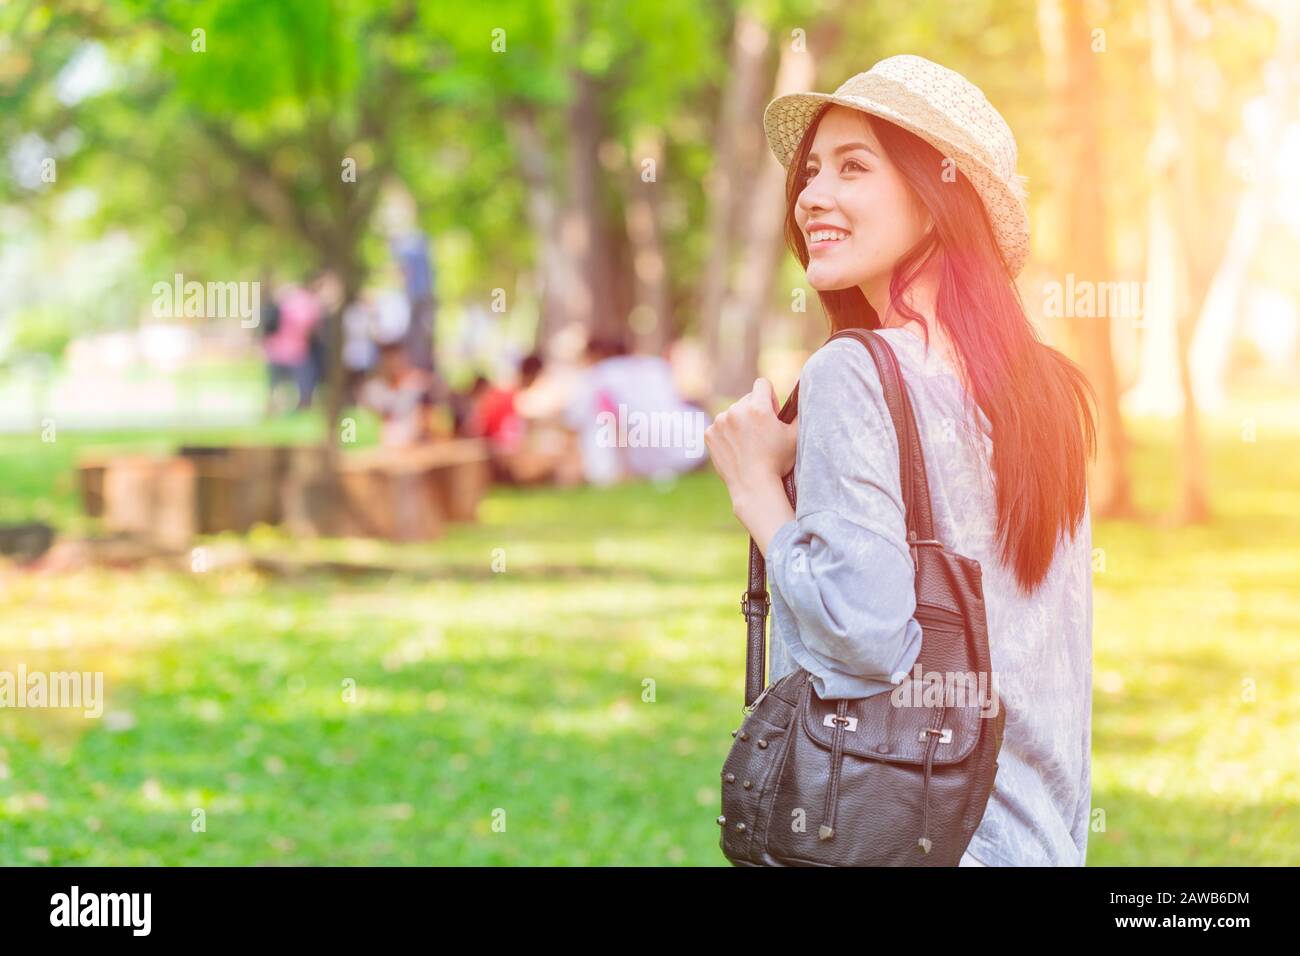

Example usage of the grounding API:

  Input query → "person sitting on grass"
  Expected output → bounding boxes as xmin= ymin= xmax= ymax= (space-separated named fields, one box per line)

xmin=461 ymin=353 xmax=546 ymax=449
xmin=459 ymin=353 xmax=564 ymax=483
xmin=359 ymin=339 xmax=451 ymax=448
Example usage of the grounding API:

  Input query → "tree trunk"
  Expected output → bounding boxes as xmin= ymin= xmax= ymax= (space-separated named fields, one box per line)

xmin=703 ymin=14 xmax=843 ymax=400
xmin=1189 ymin=5 xmax=1298 ymax=410
xmin=566 ymin=58 xmax=622 ymax=343
xmin=721 ymin=36 xmax=818 ymax=397
xmin=1125 ymin=0 xmax=1252 ymax=522
xmin=699 ymin=10 xmax=770 ymax=383
xmin=624 ymin=126 xmax=672 ymax=353
xmin=506 ymin=104 xmax=587 ymax=362
xmin=1037 ymin=0 xmax=1135 ymax=518
xmin=323 ymin=257 xmax=364 ymax=460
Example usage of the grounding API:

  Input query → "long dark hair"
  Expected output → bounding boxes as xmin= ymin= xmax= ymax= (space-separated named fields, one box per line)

xmin=783 ymin=104 xmax=1097 ymax=595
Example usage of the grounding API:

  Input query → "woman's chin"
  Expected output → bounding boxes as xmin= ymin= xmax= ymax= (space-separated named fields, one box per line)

xmin=805 ymin=267 xmax=859 ymax=292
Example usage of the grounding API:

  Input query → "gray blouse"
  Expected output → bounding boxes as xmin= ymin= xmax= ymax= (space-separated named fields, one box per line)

xmin=764 ymin=327 xmax=1093 ymax=867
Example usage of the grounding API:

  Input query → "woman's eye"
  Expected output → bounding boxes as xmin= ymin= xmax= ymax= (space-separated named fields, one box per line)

xmin=800 ymin=159 xmax=864 ymax=184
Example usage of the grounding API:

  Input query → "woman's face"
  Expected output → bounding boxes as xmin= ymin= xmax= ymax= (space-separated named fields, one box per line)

xmin=794 ymin=106 xmax=932 ymax=295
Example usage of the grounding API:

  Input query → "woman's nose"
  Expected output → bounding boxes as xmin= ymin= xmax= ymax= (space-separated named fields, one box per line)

xmin=797 ymin=176 xmax=832 ymax=216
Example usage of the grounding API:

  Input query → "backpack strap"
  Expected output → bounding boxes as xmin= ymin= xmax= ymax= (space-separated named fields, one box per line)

xmin=741 ymin=328 xmax=936 ymax=707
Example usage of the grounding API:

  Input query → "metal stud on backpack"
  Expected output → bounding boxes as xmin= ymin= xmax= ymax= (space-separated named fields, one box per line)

xmin=718 ymin=328 xmax=1005 ymax=866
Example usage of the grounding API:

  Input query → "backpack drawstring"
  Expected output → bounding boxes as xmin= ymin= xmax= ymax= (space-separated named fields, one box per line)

xmin=819 ymin=699 xmax=850 ymax=840
xmin=916 ymin=705 xmax=948 ymax=854
xmin=818 ymin=698 xmax=948 ymax=856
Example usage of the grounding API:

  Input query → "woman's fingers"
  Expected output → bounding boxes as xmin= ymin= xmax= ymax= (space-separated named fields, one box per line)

xmin=750 ymin=377 xmax=775 ymax=416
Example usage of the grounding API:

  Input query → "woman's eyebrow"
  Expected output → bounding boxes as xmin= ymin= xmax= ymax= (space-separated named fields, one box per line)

xmin=806 ymin=141 xmax=880 ymax=161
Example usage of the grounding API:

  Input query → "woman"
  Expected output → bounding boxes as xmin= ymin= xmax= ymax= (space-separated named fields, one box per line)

xmin=703 ymin=56 xmax=1097 ymax=866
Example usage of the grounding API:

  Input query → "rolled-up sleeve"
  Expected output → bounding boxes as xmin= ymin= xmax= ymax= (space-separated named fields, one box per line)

xmin=766 ymin=337 xmax=923 ymax=700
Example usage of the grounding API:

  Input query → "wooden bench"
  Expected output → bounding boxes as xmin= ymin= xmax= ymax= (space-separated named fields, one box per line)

xmin=75 ymin=439 xmax=492 ymax=544
xmin=336 ymin=439 xmax=491 ymax=541
xmin=179 ymin=445 xmax=285 ymax=533
xmin=76 ymin=452 xmax=197 ymax=550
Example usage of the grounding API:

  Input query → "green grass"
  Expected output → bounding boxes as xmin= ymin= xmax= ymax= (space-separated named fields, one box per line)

xmin=0 ymin=394 xmax=1297 ymax=865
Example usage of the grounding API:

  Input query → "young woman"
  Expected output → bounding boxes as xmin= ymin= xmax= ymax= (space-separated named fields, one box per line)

xmin=703 ymin=56 xmax=1097 ymax=866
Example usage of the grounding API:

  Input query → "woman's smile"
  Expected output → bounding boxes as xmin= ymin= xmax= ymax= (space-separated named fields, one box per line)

xmin=809 ymin=236 xmax=847 ymax=253
xmin=806 ymin=221 xmax=852 ymax=253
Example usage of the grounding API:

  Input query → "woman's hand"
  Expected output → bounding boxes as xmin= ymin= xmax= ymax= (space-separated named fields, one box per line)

xmin=704 ymin=379 xmax=797 ymax=545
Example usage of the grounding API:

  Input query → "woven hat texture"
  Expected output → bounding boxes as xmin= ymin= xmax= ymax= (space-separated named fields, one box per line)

xmin=763 ymin=54 xmax=1030 ymax=276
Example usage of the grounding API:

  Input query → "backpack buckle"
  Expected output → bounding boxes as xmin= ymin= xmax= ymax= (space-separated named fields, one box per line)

xmin=740 ymin=590 xmax=770 ymax=618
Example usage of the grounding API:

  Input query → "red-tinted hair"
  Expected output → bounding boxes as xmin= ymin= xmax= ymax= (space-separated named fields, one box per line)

xmin=783 ymin=105 xmax=1097 ymax=595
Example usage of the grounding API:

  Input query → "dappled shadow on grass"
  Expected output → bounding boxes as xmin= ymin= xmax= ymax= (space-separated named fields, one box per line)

xmin=246 ymin=560 xmax=730 ymax=587
xmin=1 ymin=657 xmax=744 ymax=866
xmin=8 ymin=656 xmax=1293 ymax=865
xmin=5 ymin=412 xmax=1300 ymax=865
xmin=1085 ymin=784 xmax=1297 ymax=866
xmin=3 ymin=580 xmax=1295 ymax=865
xmin=1090 ymin=646 xmax=1277 ymax=755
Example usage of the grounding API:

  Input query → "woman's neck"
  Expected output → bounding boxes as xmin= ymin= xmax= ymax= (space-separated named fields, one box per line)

xmin=862 ymin=269 xmax=968 ymax=391
xmin=862 ymin=259 xmax=939 ymax=331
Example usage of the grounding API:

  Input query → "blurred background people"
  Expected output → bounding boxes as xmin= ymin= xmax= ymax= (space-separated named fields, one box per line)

xmin=463 ymin=373 xmax=518 ymax=447
xmin=341 ymin=292 xmax=379 ymax=407
xmin=358 ymin=337 xmax=452 ymax=448
xmin=263 ymin=277 xmax=323 ymax=414
xmin=564 ymin=337 xmax=626 ymax=486
xmin=372 ymin=283 xmax=411 ymax=350
xmin=379 ymin=181 xmax=438 ymax=374
xmin=307 ymin=270 xmax=345 ymax=408
xmin=564 ymin=336 xmax=708 ymax=485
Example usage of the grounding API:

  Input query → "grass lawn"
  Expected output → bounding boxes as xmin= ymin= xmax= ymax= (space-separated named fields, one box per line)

xmin=0 ymin=394 xmax=1297 ymax=865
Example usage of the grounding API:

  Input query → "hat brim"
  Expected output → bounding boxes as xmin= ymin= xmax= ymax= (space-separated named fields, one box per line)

xmin=762 ymin=87 xmax=1030 ymax=277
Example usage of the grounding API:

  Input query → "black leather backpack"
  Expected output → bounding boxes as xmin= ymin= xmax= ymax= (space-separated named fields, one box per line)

xmin=719 ymin=327 xmax=1005 ymax=866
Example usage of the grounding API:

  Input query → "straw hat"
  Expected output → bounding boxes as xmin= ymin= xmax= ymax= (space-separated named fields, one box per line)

xmin=763 ymin=54 xmax=1030 ymax=277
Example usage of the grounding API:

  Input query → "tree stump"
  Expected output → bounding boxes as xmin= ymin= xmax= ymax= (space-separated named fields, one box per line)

xmin=179 ymin=445 xmax=285 ymax=533
xmin=77 ymin=459 xmax=108 ymax=518
xmin=335 ymin=439 xmax=490 ymax=540
xmin=280 ymin=446 xmax=342 ymax=537
xmin=336 ymin=449 xmax=445 ymax=541
xmin=95 ymin=454 xmax=197 ymax=550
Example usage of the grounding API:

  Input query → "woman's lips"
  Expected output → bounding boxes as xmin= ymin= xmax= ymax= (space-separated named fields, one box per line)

xmin=809 ymin=235 xmax=849 ymax=253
